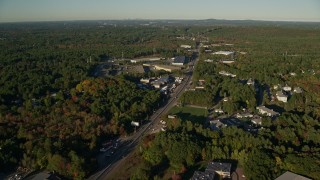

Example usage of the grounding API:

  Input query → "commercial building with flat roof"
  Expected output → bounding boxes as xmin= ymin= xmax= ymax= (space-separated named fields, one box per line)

xmin=172 ymin=56 xmax=188 ymax=66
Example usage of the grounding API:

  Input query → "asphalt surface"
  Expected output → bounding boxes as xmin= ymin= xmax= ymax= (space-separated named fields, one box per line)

xmin=88 ymin=49 xmax=199 ymax=180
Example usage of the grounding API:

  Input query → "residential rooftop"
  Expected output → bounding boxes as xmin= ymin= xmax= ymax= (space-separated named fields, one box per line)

xmin=191 ymin=171 xmax=215 ymax=180
xmin=275 ymin=171 xmax=311 ymax=180
xmin=154 ymin=64 xmax=182 ymax=72
xmin=293 ymin=87 xmax=303 ymax=93
xmin=212 ymin=51 xmax=234 ymax=56
xmin=257 ymin=106 xmax=280 ymax=117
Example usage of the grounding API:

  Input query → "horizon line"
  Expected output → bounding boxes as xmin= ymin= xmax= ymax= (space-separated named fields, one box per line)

xmin=1 ymin=18 xmax=320 ymax=24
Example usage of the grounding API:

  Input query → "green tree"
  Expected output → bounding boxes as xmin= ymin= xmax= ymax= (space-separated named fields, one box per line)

xmin=244 ymin=150 xmax=276 ymax=180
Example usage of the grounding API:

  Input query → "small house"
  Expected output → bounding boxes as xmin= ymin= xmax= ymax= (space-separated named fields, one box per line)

xmin=276 ymin=91 xmax=288 ymax=103
xmin=256 ymin=106 xmax=280 ymax=117
xmin=168 ymin=115 xmax=177 ymax=119
xmin=180 ymin=44 xmax=192 ymax=49
xmin=247 ymin=78 xmax=255 ymax=86
xmin=293 ymin=87 xmax=303 ymax=93
xmin=251 ymin=115 xmax=262 ymax=125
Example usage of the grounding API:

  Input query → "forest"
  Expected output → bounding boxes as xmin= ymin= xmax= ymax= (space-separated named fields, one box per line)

xmin=0 ymin=22 xmax=196 ymax=178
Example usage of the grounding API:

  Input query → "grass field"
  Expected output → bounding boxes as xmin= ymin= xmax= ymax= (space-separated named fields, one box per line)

xmin=168 ymin=106 xmax=208 ymax=123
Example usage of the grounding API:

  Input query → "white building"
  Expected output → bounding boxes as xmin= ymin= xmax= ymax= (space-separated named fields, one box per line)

xmin=283 ymin=85 xmax=292 ymax=92
xmin=140 ymin=78 xmax=151 ymax=84
xmin=276 ymin=91 xmax=288 ymax=103
xmin=290 ymin=72 xmax=297 ymax=76
xmin=219 ymin=71 xmax=236 ymax=78
xmin=180 ymin=45 xmax=192 ymax=49
xmin=168 ymin=115 xmax=177 ymax=119
xmin=212 ymin=51 xmax=234 ymax=56
xmin=247 ymin=78 xmax=255 ymax=86
xmin=236 ymin=113 xmax=253 ymax=118
xmin=257 ymin=106 xmax=280 ymax=117
xmin=214 ymin=109 xmax=224 ymax=114
xmin=204 ymin=59 xmax=214 ymax=63
xmin=154 ymin=65 xmax=181 ymax=72
xmin=221 ymin=60 xmax=235 ymax=64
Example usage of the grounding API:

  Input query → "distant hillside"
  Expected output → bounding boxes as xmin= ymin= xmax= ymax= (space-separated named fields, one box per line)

xmin=1 ymin=19 xmax=320 ymax=29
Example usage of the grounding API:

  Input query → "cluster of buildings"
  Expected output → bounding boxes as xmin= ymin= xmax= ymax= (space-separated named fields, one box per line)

xmin=140 ymin=76 xmax=183 ymax=95
xmin=191 ymin=162 xmax=310 ymax=180
xmin=151 ymin=77 xmax=170 ymax=89
xmin=133 ymin=56 xmax=188 ymax=73
xmin=209 ymin=114 xmax=262 ymax=132
xmin=104 ymin=55 xmax=190 ymax=75
xmin=140 ymin=76 xmax=170 ymax=89
xmin=273 ymin=84 xmax=303 ymax=103
xmin=203 ymin=50 xmax=235 ymax=64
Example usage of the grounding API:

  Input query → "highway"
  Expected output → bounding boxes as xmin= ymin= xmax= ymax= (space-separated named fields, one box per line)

xmin=88 ymin=46 xmax=200 ymax=180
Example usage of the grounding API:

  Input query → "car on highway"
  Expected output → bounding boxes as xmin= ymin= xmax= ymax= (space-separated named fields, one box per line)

xmin=113 ymin=142 xmax=119 ymax=149
xmin=100 ymin=146 xmax=112 ymax=152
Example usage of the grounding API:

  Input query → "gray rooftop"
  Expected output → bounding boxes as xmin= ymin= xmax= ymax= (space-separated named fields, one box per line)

xmin=191 ymin=171 xmax=215 ymax=180
xmin=173 ymin=56 xmax=187 ymax=64
xmin=275 ymin=171 xmax=311 ymax=180
xmin=32 ymin=172 xmax=51 ymax=180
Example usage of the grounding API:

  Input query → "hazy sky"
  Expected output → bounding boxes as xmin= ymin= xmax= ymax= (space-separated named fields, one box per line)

xmin=0 ymin=0 xmax=319 ymax=22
